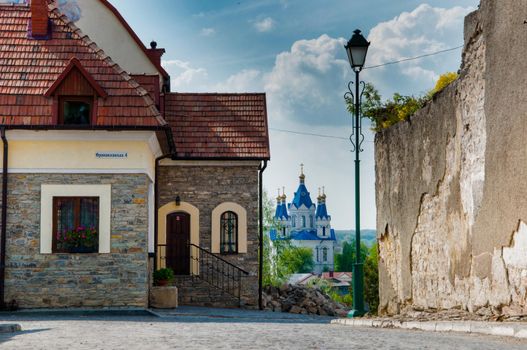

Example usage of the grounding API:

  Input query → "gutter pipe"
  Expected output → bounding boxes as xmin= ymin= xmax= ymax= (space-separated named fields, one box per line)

xmin=0 ymin=128 xmax=8 ymax=309
xmin=258 ymin=160 xmax=268 ymax=310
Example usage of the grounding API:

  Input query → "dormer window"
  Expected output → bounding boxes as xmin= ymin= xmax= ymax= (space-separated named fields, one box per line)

xmin=60 ymin=97 xmax=92 ymax=125
xmin=45 ymin=58 xmax=108 ymax=126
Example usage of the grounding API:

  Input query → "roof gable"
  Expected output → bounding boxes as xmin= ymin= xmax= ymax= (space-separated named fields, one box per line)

xmin=97 ymin=0 xmax=169 ymax=79
xmin=44 ymin=58 xmax=108 ymax=98
xmin=0 ymin=3 xmax=165 ymax=127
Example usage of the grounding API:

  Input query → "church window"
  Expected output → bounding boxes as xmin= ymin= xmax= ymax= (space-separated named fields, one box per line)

xmin=282 ymin=226 xmax=286 ymax=236
xmin=310 ymin=215 xmax=313 ymax=228
xmin=292 ymin=216 xmax=296 ymax=227
xmin=316 ymin=247 xmax=319 ymax=262
xmin=302 ymin=216 xmax=306 ymax=227
xmin=322 ymin=247 xmax=328 ymax=262
xmin=322 ymin=226 xmax=326 ymax=236
xmin=220 ymin=211 xmax=238 ymax=254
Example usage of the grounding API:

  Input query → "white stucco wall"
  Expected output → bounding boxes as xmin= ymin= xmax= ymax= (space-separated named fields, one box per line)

xmin=75 ymin=0 xmax=161 ymax=76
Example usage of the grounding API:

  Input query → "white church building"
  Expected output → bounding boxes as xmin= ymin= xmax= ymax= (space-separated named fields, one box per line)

xmin=270 ymin=168 xmax=336 ymax=274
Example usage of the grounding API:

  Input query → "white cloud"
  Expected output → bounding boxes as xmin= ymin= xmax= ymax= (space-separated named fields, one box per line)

xmin=200 ymin=28 xmax=216 ymax=37
xmin=262 ymin=34 xmax=351 ymax=125
xmin=162 ymin=60 xmax=208 ymax=91
xmin=364 ymin=4 xmax=474 ymax=96
xmin=212 ymin=69 xmax=263 ymax=92
xmin=254 ymin=17 xmax=276 ymax=32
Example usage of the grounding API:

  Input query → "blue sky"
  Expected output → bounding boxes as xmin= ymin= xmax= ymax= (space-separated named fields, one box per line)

xmin=110 ymin=0 xmax=479 ymax=229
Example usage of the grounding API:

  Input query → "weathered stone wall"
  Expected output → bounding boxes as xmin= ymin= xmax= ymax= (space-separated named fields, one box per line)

xmin=158 ymin=163 xmax=260 ymax=307
xmin=4 ymin=173 xmax=150 ymax=308
xmin=377 ymin=1 xmax=527 ymax=316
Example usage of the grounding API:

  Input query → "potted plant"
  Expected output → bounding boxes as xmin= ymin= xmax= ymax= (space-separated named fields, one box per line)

xmin=56 ymin=226 xmax=98 ymax=253
xmin=153 ymin=268 xmax=175 ymax=286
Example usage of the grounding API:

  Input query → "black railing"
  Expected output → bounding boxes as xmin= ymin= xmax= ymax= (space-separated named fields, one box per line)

xmin=156 ymin=243 xmax=249 ymax=304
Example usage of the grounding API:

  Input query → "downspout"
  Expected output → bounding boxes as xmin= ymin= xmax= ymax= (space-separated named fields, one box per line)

xmin=153 ymin=153 xmax=172 ymax=272
xmin=153 ymin=126 xmax=176 ymax=272
xmin=0 ymin=128 xmax=8 ymax=308
xmin=258 ymin=160 xmax=268 ymax=310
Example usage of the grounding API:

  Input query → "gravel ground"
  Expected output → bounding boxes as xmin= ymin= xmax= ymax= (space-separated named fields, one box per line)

xmin=0 ymin=307 xmax=526 ymax=350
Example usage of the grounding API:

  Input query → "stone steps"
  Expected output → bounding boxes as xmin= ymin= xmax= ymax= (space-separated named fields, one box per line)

xmin=174 ymin=276 xmax=242 ymax=308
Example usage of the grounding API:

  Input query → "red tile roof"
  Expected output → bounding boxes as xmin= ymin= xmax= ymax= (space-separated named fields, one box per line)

xmin=164 ymin=93 xmax=270 ymax=159
xmin=0 ymin=3 xmax=165 ymax=127
xmin=131 ymin=74 xmax=160 ymax=107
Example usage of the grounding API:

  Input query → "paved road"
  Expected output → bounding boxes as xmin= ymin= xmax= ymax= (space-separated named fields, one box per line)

xmin=1 ymin=307 xmax=526 ymax=349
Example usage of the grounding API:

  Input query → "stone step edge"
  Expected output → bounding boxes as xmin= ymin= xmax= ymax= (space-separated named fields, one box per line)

xmin=0 ymin=324 xmax=21 ymax=333
xmin=331 ymin=318 xmax=527 ymax=339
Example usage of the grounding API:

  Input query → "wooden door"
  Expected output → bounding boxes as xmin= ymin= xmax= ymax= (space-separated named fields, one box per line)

xmin=166 ymin=212 xmax=191 ymax=275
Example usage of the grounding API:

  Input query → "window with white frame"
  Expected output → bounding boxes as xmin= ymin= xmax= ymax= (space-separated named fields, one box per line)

xmin=41 ymin=184 xmax=111 ymax=254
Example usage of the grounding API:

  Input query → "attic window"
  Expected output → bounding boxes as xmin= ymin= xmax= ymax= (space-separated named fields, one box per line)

xmin=60 ymin=97 xmax=92 ymax=125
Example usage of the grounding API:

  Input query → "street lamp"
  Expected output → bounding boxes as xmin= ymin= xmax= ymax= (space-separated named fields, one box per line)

xmin=344 ymin=29 xmax=370 ymax=318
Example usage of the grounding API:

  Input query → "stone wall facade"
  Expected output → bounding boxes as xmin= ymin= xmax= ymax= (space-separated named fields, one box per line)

xmin=4 ymin=173 xmax=150 ymax=308
xmin=376 ymin=1 xmax=527 ymax=316
xmin=158 ymin=162 xmax=260 ymax=307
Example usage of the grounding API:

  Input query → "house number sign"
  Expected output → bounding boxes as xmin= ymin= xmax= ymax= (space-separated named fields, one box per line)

xmin=96 ymin=151 xmax=128 ymax=159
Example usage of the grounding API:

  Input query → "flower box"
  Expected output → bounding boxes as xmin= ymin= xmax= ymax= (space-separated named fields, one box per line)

xmin=56 ymin=226 xmax=98 ymax=254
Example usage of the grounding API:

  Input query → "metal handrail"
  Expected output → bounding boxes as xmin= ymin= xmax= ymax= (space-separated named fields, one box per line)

xmin=188 ymin=243 xmax=249 ymax=275
xmin=155 ymin=243 xmax=249 ymax=304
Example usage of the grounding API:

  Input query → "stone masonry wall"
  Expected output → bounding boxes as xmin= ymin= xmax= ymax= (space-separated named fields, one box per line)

xmin=376 ymin=1 xmax=527 ymax=316
xmin=158 ymin=164 xmax=260 ymax=307
xmin=4 ymin=173 xmax=150 ymax=308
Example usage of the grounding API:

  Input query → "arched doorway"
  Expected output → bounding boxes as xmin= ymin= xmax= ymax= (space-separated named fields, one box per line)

xmin=166 ymin=212 xmax=191 ymax=275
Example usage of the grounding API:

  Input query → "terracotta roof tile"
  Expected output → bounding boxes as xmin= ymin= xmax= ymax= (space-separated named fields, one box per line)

xmin=0 ymin=3 xmax=165 ymax=127
xmin=164 ymin=93 xmax=270 ymax=159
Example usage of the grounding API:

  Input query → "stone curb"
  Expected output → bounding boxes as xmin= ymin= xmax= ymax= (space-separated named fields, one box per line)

xmin=0 ymin=324 xmax=21 ymax=333
xmin=331 ymin=318 xmax=527 ymax=339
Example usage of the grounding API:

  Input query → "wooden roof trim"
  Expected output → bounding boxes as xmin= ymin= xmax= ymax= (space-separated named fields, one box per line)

xmin=44 ymin=57 xmax=108 ymax=98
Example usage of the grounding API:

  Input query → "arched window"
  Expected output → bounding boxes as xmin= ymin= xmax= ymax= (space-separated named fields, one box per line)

xmin=292 ymin=216 xmax=296 ymax=227
xmin=309 ymin=215 xmax=313 ymax=228
xmin=322 ymin=247 xmax=328 ymax=262
xmin=302 ymin=216 xmax=306 ymax=227
xmin=316 ymin=247 xmax=320 ymax=262
xmin=220 ymin=211 xmax=238 ymax=254
xmin=282 ymin=226 xmax=286 ymax=236
xmin=322 ymin=226 xmax=326 ymax=236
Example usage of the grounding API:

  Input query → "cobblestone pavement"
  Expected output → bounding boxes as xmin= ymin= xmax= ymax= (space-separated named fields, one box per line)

xmin=1 ymin=307 xmax=527 ymax=350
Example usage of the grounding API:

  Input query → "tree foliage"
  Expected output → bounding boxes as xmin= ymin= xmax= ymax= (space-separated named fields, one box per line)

xmin=334 ymin=239 xmax=369 ymax=272
xmin=279 ymin=246 xmax=314 ymax=274
xmin=428 ymin=71 xmax=458 ymax=98
xmin=346 ymin=72 xmax=459 ymax=132
xmin=364 ymin=243 xmax=379 ymax=314
xmin=334 ymin=240 xmax=379 ymax=314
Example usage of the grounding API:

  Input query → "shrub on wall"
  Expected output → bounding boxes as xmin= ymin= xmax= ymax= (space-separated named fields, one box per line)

xmin=346 ymin=72 xmax=458 ymax=132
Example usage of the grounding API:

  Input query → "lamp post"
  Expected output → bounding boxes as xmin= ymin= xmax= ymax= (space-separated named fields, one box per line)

xmin=344 ymin=29 xmax=370 ymax=318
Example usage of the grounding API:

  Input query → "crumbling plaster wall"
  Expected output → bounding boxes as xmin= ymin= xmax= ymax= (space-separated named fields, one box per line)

xmin=376 ymin=1 xmax=527 ymax=316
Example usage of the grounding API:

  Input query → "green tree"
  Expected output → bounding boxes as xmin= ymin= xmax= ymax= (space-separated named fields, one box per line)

xmin=334 ymin=239 xmax=369 ymax=272
xmin=279 ymin=246 xmax=314 ymax=274
xmin=364 ymin=243 xmax=379 ymax=314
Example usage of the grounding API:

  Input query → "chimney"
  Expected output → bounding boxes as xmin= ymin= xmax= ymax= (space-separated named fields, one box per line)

xmin=30 ymin=0 xmax=49 ymax=39
xmin=147 ymin=41 xmax=166 ymax=66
